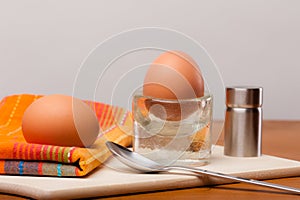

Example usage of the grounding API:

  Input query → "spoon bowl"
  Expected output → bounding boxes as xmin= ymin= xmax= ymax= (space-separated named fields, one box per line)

xmin=106 ymin=141 xmax=163 ymax=172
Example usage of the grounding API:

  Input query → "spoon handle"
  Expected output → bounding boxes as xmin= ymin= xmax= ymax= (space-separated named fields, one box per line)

xmin=166 ymin=166 xmax=300 ymax=194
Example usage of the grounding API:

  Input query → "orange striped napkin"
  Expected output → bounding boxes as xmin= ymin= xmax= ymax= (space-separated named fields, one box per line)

xmin=0 ymin=94 xmax=132 ymax=177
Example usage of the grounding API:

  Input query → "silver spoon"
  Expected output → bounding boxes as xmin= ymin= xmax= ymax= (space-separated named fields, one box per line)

xmin=106 ymin=141 xmax=300 ymax=194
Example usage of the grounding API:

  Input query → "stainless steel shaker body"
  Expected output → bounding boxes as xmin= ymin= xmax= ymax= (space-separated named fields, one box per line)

xmin=224 ymin=87 xmax=263 ymax=157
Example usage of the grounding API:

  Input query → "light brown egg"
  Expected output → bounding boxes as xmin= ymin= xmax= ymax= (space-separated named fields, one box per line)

xmin=22 ymin=94 xmax=99 ymax=147
xmin=143 ymin=51 xmax=205 ymax=121
xmin=143 ymin=50 xmax=204 ymax=100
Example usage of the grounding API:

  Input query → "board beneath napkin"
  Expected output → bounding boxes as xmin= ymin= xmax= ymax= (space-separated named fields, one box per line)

xmin=0 ymin=146 xmax=300 ymax=199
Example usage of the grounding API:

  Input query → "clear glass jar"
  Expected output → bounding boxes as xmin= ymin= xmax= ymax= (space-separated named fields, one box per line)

xmin=132 ymin=89 xmax=213 ymax=167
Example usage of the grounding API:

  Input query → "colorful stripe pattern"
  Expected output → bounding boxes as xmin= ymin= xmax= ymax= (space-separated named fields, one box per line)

xmin=0 ymin=94 xmax=132 ymax=177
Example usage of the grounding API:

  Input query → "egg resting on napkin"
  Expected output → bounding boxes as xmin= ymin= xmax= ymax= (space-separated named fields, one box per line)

xmin=0 ymin=94 xmax=132 ymax=177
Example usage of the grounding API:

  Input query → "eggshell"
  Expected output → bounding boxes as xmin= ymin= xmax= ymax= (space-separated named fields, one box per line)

xmin=144 ymin=98 xmax=200 ymax=121
xmin=143 ymin=51 xmax=205 ymax=121
xmin=143 ymin=50 xmax=204 ymax=99
xmin=22 ymin=94 xmax=99 ymax=147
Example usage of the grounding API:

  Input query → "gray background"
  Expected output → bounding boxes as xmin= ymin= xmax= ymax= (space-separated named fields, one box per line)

xmin=1 ymin=0 xmax=299 ymax=120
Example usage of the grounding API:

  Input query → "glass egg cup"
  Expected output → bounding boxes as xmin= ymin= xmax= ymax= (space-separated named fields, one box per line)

xmin=132 ymin=89 xmax=213 ymax=167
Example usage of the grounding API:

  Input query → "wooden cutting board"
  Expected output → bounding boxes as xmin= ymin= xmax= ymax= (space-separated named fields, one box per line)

xmin=0 ymin=146 xmax=300 ymax=199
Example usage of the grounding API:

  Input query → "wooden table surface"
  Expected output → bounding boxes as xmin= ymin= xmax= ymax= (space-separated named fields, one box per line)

xmin=1 ymin=121 xmax=300 ymax=199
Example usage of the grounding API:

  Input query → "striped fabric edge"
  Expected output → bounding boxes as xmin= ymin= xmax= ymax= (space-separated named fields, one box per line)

xmin=0 ymin=160 xmax=77 ymax=177
xmin=0 ymin=132 xmax=132 ymax=177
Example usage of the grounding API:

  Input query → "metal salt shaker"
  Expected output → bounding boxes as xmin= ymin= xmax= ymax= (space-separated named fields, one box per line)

xmin=224 ymin=87 xmax=263 ymax=157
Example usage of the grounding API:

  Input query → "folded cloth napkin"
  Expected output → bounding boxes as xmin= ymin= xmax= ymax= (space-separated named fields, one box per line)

xmin=0 ymin=94 xmax=132 ymax=177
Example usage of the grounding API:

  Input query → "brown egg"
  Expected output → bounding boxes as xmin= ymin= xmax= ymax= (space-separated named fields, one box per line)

xmin=22 ymin=94 xmax=99 ymax=147
xmin=143 ymin=50 xmax=204 ymax=99
xmin=143 ymin=51 xmax=205 ymax=121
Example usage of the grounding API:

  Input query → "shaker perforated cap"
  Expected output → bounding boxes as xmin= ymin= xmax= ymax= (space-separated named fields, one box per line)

xmin=226 ymin=87 xmax=263 ymax=108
